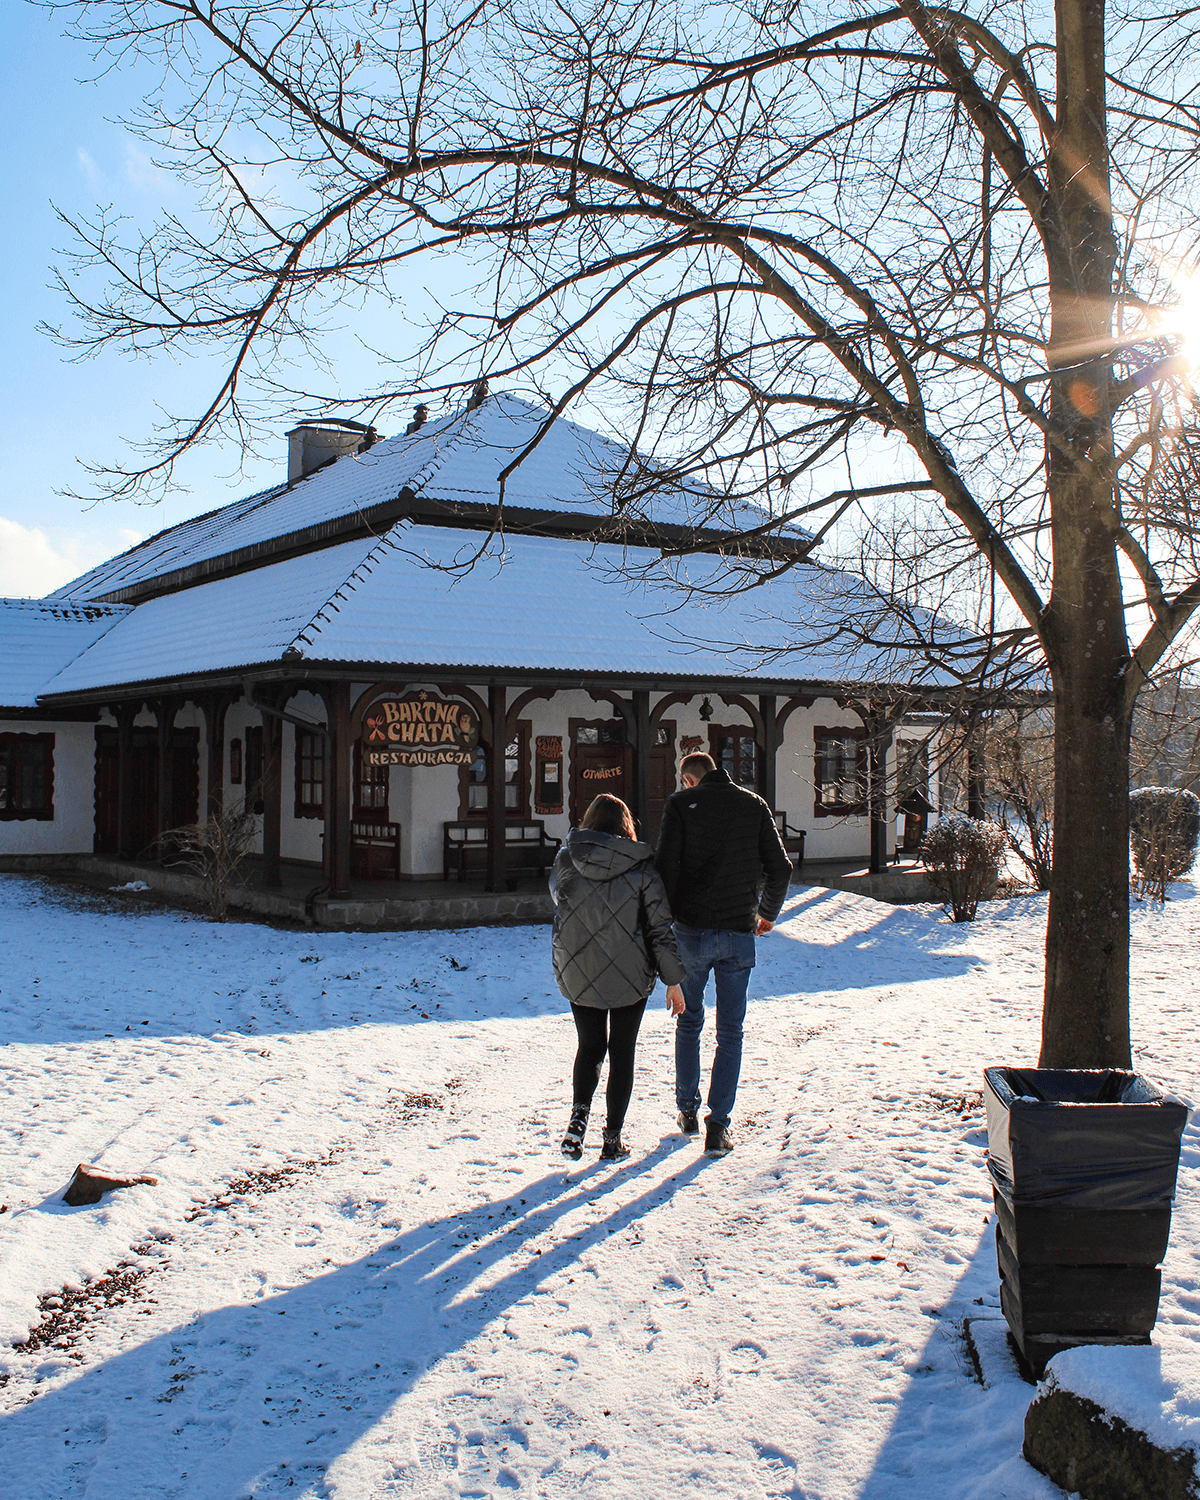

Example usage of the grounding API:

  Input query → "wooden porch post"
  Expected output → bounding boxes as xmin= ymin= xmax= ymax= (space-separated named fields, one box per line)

xmin=155 ymin=697 xmax=179 ymax=852
xmin=967 ymin=730 xmax=986 ymax=819
xmin=632 ymin=689 xmax=651 ymax=839
xmin=486 ymin=682 xmax=508 ymax=892
xmin=115 ymin=703 xmax=137 ymax=860
xmin=331 ymin=681 xmax=352 ymax=899
xmin=758 ymin=694 xmax=778 ymax=811
xmin=260 ymin=705 xmax=283 ymax=888
xmin=868 ymin=721 xmax=894 ymax=874
xmin=205 ymin=693 xmax=231 ymax=819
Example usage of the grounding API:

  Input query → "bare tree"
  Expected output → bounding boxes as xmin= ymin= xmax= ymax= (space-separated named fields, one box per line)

xmin=1131 ymin=662 xmax=1200 ymax=795
xmin=984 ymin=709 xmax=1054 ymax=891
xmin=48 ymin=0 xmax=1200 ymax=1065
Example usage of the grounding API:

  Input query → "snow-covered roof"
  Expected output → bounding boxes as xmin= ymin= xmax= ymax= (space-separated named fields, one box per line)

xmin=41 ymin=524 xmax=950 ymax=699
xmin=51 ymin=394 xmax=805 ymax=604
xmin=0 ymin=598 xmax=131 ymax=709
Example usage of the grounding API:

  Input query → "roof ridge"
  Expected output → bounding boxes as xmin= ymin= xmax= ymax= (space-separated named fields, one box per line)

xmin=3 ymin=596 xmax=129 ymax=617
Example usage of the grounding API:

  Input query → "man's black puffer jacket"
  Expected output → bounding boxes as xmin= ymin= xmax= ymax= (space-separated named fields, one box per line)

xmin=550 ymin=829 xmax=686 ymax=1009
xmin=655 ymin=768 xmax=791 ymax=932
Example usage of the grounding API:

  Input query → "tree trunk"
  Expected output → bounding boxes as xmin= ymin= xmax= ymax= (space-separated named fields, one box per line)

xmin=1041 ymin=654 xmax=1132 ymax=1067
xmin=1039 ymin=0 xmax=1131 ymax=1068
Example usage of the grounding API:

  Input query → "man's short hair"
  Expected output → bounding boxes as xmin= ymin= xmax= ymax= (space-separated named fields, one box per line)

xmin=680 ymin=752 xmax=716 ymax=780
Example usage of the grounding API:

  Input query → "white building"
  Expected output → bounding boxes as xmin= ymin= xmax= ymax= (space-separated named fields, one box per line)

xmin=1 ymin=393 xmax=948 ymax=921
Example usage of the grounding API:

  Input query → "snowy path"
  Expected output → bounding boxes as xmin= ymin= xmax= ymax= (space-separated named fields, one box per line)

xmin=1 ymin=875 xmax=1197 ymax=1498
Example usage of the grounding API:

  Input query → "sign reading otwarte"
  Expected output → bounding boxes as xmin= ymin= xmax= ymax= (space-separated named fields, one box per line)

xmin=361 ymin=692 xmax=480 ymax=768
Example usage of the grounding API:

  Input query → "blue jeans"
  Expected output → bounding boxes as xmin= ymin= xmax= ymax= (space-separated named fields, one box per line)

xmin=673 ymin=925 xmax=756 ymax=1130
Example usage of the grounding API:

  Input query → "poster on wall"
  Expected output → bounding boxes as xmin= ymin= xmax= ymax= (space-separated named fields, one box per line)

xmin=361 ymin=691 xmax=480 ymax=767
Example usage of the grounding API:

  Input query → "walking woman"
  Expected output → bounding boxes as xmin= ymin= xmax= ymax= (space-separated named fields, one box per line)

xmin=550 ymin=793 xmax=686 ymax=1161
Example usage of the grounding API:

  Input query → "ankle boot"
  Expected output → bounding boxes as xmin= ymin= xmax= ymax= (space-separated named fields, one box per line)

xmin=561 ymin=1105 xmax=589 ymax=1160
xmin=600 ymin=1129 xmax=630 ymax=1161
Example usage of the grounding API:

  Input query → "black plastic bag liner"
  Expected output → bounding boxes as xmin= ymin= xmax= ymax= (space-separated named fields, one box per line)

xmin=984 ymin=1067 xmax=1189 ymax=1211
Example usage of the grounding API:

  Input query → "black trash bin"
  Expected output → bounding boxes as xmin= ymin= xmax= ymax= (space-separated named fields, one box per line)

xmin=983 ymin=1066 xmax=1189 ymax=1378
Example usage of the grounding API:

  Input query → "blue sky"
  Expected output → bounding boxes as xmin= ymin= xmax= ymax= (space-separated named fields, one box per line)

xmin=1 ymin=5 xmax=269 ymax=592
xmin=1 ymin=4 xmax=469 ymax=596
xmin=0 ymin=2 xmax=904 ymax=604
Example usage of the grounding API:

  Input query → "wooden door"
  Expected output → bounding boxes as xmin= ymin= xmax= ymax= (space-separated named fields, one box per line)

xmin=167 ymin=728 xmax=200 ymax=830
xmin=93 ymin=728 xmax=119 ymax=853
xmin=93 ymin=727 xmax=159 ymax=856
xmin=569 ymin=719 xmax=632 ymax=825
xmin=128 ymin=730 xmax=159 ymax=857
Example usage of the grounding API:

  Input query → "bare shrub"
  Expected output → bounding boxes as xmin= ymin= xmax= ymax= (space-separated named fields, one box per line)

xmin=920 ymin=816 xmax=1009 ymax=923
xmin=1129 ymin=788 xmax=1200 ymax=904
xmin=160 ymin=810 xmax=260 ymax=921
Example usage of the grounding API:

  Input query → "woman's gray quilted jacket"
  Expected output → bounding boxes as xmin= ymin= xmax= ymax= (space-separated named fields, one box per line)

xmin=550 ymin=829 xmax=687 ymax=1008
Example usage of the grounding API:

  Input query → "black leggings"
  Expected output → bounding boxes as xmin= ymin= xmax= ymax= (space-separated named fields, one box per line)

xmin=570 ymin=999 xmax=647 ymax=1133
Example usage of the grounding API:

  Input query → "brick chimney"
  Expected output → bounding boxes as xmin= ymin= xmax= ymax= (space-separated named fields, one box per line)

xmin=287 ymin=419 xmax=377 ymax=483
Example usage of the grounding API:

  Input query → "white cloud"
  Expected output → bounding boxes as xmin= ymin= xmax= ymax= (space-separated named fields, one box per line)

xmin=124 ymin=142 xmax=169 ymax=191
xmin=77 ymin=147 xmax=106 ymax=190
xmin=0 ymin=517 xmax=138 ymax=598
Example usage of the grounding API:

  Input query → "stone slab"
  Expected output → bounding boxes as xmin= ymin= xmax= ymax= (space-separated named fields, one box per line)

xmin=1024 ymin=1382 xmax=1199 ymax=1500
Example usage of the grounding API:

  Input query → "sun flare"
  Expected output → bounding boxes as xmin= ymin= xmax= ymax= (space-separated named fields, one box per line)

xmin=1163 ymin=273 xmax=1200 ymax=363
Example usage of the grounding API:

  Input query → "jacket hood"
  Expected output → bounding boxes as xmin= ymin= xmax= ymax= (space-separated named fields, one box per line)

xmin=565 ymin=827 xmax=653 ymax=880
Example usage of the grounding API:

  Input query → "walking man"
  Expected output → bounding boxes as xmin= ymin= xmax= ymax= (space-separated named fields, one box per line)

xmin=655 ymin=752 xmax=792 ymax=1154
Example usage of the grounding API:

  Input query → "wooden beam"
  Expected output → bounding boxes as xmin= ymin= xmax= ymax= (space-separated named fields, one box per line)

xmin=260 ymin=705 xmax=283 ymax=889
xmin=486 ymin=683 xmax=508 ymax=893
xmin=968 ymin=730 xmax=986 ymax=819
xmin=758 ymin=694 xmax=778 ymax=810
xmin=868 ymin=726 xmax=894 ymax=874
xmin=633 ymin=689 xmax=651 ymax=839
xmin=205 ymin=692 xmax=232 ymax=819
xmin=331 ymin=680 xmax=352 ymax=899
xmin=115 ymin=704 xmax=137 ymax=860
xmin=155 ymin=697 xmax=180 ymax=855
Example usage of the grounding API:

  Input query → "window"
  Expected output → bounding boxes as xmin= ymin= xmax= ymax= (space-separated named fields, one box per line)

xmin=229 ymin=737 xmax=243 ymax=785
xmin=576 ymin=721 xmax=626 ymax=747
xmin=295 ymin=729 xmax=325 ymax=818
xmin=535 ymin=735 xmax=564 ymax=815
xmin=814 ymin=726 xmax=866 ymax=815
xmin=460 ymin=723 xmax=530 ymax=817
xmin=709 ymin=726 xmax=758 ymax=789
xmin=354 ymin=739 xmax=389 ymax=821
xmin=0 ymin=733 xmax=54 ymax=820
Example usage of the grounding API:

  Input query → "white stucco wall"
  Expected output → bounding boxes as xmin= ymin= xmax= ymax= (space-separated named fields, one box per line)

xmin=0 ymin=719 xmax=98 ymax=855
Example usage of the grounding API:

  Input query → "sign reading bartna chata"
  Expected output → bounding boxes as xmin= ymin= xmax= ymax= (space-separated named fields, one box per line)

xmin=361 ymin=692 xmax=479 ymax=767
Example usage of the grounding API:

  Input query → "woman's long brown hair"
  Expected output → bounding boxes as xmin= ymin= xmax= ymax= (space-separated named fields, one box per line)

xmin=580 ymin=793 xmax=637 ymax=840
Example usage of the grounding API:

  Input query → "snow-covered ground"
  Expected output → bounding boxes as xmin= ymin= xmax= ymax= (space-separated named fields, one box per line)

xmin=0 ymin=873 xmax=1197 ymax=1500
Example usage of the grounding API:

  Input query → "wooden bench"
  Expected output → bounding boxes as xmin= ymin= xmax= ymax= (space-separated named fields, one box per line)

xmin=350 ymin=820 xmax=402 ymax=881
xmin=773 ymin=811 xmax=806 ymax=869
xmin=443 ymin=819 xmax=562 ymax=886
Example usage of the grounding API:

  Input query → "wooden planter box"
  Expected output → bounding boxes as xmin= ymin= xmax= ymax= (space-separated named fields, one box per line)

xmin=983 ymin=1066 xmax=1188 ymax=1379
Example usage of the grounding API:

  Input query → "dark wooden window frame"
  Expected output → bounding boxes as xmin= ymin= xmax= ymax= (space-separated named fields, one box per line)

xmin=458 ymin=719 xmax=531 ymax=819
xmin=229 ymin=737 xmax=243 ymax=785
xmin=353 ymin=737 xmax=390 ymax=822
xmin=813 ymin=724 xmax=868 ymax=817
xmin=294 ymin=728 xmax=326 ymax=819
xmin=707 ymin=722 xmax=759 ymax=792
xmin=0 ymin=732 xmax=55 ymax=820
xmin=534 ymin=734 xmax=564 ymax=816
